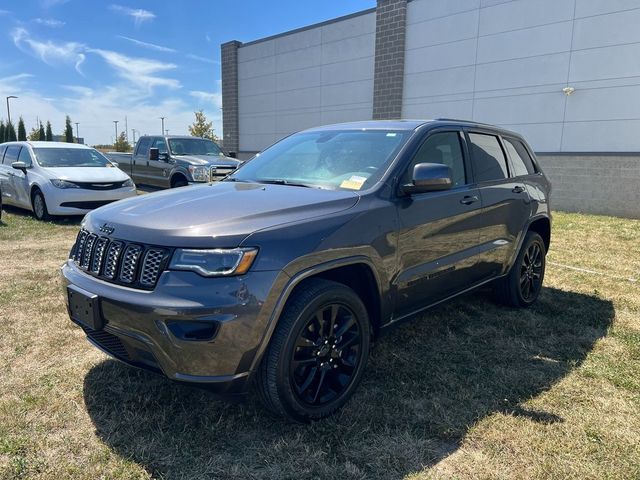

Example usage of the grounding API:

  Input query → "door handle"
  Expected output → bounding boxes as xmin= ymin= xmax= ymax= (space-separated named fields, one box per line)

xmin=512 ymin=185 xmax=525 ymax=194
xmin=460 ymin=195 xmax=479 ymax=205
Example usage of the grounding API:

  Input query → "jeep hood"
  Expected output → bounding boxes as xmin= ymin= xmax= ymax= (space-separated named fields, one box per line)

xmin=83 ymin=182 xmax=359 ymax=247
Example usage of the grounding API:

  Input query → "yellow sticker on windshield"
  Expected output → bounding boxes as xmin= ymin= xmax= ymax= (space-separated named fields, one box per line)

xmin=340 ymin=175 xmax=367 ymax=190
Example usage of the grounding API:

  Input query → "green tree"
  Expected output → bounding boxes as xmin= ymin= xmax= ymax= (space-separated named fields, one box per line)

xmin=0 ymin=121 xmax=5 ymax=143
xmin=64 ymin=115 xmax=74 ymax=143
xmin=114 ymin=131 xmax=131 ymax=152
xmin=39 ymin=122 xmax=46 ymax=141
xmin=17 ymin=117 xmax=27 ymax=141
xmin=187 ymin=110 xmax=218 ymax=142
xmin=45 ymin=121 xmax=53 ymax=141
xmin=6 ymin=122 xmax=17 ymax=142
xmin=28 ymin=127 xmax=40 ymax=141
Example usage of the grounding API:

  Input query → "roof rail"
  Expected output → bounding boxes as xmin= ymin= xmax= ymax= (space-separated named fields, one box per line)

xmin=435 ymin=118 xmax=493 ymax=126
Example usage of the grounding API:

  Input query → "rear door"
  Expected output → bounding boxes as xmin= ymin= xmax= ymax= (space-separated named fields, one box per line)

xmin=132 ymin=137 xmax=151 ymax=184
xmin=466 ymin=130 xmax=532 ymax=278
xmin=393 ymin=129 xmax=485 ymax=318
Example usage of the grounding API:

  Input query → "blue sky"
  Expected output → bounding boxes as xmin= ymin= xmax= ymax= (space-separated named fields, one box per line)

xmin=0 ymin=0 xmax=374 ymax=145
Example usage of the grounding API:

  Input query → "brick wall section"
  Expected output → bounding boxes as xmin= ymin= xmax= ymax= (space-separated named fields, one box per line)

xmin=536 ymin=154 xmax=640 ymax=219
xmin=372 ymin=0 xmax=407 ymax=120
xmin=221 ymin=40 xmax=241 ymax=153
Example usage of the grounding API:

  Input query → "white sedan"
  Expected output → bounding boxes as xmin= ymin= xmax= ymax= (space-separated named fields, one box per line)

xmin=0 ymin=141 xmax=136 ymax=221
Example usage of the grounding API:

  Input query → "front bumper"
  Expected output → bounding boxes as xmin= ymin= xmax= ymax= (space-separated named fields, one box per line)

xmin=45 ymin=186 xmax=137 ymax=215
xmin=61 ymin=260 xmax=284 ymax=395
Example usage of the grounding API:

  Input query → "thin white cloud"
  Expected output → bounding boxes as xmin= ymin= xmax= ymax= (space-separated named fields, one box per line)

xmin=109 ymin=4 xmax=155 ymax=27
xmin=205 ymin=33 xmax=211 ymax=42
xmin=12 ymin=27 xmax=85 ymax=74
xmin=187 ymin=54 xmax=219 ymax=65
xmin=34 ymin=17 xmax=66 ymax=27
xmin=118 ymin=35 xmax=176 ymax=53
xmin=0 ymin=9 xmax=10 ymax=15
xmin=89 ymin=48 xmax=180 ymax=90
xmin=189 ymin=90 xmax=222 ymax=107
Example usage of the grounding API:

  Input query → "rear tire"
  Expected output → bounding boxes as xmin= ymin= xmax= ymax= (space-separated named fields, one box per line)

xmin=31 ymin=189 xmax=50 ymax=221
xmin=494 ymin=231 xmax=546 ymax=307
xmin=256 ymin=279 xmax=371 ymax=422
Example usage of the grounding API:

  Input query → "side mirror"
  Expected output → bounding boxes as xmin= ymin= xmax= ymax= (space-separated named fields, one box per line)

xmin=402 ymin=163 xmax=453 ymax=195
xmin=12 ymin=161 xmax=28 ymax=174
xmin=227 ymin=151 xmax=237 ymax=159
xmin=159 ymin=152 xmax=170 ymax=162
xmin=110 ymin=161 xmax=119 ymax=168
xmin=149 ymin=148 xmax=159 ymax=161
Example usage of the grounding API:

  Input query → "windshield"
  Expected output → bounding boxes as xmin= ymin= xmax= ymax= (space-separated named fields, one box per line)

xmin=228 ymin=130 xmax=411 ymax=190
xmin=168 ymin=138 xmax=224 ymax=156
xmin=33 ymin=148 xmax=113 ymax=168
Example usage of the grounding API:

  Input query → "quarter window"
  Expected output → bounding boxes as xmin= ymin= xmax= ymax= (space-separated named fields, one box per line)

xmin=403 ymin=131 xmax=466 ymax=187
xmin=468 ymin=133 xmax=509 ymax=182
xmin=504 ymin=138 xmax=536 ymax=176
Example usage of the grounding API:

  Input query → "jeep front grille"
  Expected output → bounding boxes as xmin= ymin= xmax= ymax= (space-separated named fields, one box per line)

xmin=70 ymin=229 xmax=170 ymax=289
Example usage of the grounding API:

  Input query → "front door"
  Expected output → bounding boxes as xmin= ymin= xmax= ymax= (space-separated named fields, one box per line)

xmin=11 ymin=146 xmax=34 ymax=207
xmin=393 ymin=130 xmax=485 ymax=319
xmin=1 ymin=145 xmax=22 ymax=206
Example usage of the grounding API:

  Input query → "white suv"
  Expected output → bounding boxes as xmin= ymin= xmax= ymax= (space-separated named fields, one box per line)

xmin=0 ymin=141 xmax=136 ymax=221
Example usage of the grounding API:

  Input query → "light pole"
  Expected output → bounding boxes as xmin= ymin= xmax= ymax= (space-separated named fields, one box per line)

xmin=6 ymin=96 xmax=18 ymax=125
xmin=165 ymin=129 xmax=169 ymax=135
xmin=113 ymin=120 xmax=119 ymax=145
xmin=131 ymin=129 xmax=137 ymax=144
xmin=74 ymin=122 xmax=80 ymax=143
xmin=159 ymin=117 xmax=165 ymax=135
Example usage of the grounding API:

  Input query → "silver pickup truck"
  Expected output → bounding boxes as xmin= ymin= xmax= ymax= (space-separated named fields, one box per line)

xmin=107 ymin=135 xmax=242 ymax=189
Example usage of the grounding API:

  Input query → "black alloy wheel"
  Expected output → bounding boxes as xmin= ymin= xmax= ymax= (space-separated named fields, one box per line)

xmin=519 ymin=241 xmax=544 ymax=301
xmin=256 ymin=278 xmax=371 ymax=422
xmin=290 ymin=303 xmax=363 ymax=407
xmin=494 ymin=231 xmax=546 ymax=307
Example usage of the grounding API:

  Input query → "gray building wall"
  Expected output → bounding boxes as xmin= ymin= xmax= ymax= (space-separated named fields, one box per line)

xmin=402 ymin=0 xmax=640 ymax=153
xmin=222 ymin=0 xmax=640 ymax=218
xmin=236 ymin=10 xmax=376 ymax=153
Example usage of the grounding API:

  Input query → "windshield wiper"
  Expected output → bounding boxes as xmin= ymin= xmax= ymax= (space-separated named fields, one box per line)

xmin=257 ymin=179 xmax=314 ymax=188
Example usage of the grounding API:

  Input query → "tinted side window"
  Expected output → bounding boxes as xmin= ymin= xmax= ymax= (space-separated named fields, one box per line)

xmin=403 ymin=131 xmax=466 ymax=187
xmin=17 ymin=147 xmax=33 ymax=166
xmin=4 ymin=146 xmax=21 ymax=164
xmin=0 ymin=146 xmax=6 ymax=164
xmin=136 ymin=137 xmax=151 ymax=156
xmin=469 ymin=133 xmax=509 ymax=182
xmin=504 ymin=138 xmax=535 ymax=176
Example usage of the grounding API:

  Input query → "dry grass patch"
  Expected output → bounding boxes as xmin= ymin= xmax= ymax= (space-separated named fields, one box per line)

xmin=0 ymin=207 xmax=638 ymax=479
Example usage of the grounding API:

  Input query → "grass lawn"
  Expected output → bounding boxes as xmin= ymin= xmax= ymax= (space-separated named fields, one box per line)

xmin=0 ymin=207 xmax=638 ymax=479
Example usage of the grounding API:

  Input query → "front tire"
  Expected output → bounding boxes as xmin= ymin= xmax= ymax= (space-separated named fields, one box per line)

xmin=256 ymin=279 xmax=371 ymax=422
xmin=494 ymin=231 xmax=546 ymax=307
xmin=31 ymin=189 xmax=50 ymax=221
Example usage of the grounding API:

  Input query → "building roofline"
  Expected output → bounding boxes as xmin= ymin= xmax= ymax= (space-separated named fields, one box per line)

xmin=238 ymin=7 xmax=376 ymax=48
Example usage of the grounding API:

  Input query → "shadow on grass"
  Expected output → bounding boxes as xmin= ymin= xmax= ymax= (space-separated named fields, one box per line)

xmin=0 ymin=205 xmax=83 ymax=226
xmin=83 ymin=287 xmax=613 ymax=479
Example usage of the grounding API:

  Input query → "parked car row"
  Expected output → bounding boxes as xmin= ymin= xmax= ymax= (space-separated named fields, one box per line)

xmin=0 ymin=141 xmax=136 ymax=221
xmin=0 ymin=135 xmax=238 ymax=221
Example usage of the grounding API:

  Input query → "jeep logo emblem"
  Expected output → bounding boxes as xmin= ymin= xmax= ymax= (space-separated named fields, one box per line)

xmin=99 ymin=223 xmax=115 ymax=235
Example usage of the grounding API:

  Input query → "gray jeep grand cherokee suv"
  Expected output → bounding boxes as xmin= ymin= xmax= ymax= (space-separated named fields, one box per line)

xmin=62 ymin=119 xmax=551 ymax=422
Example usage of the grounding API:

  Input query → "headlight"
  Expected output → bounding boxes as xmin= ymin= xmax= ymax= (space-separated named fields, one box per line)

xmin=123 ymin=178 xmax=135 ymax=188
xmin=188 ymin=165 xmax=210 ymax=182
xmin=169 ymin=248 xmax=258 ymax=276
xmin=51 ymin=179 xmax=79 ymax=189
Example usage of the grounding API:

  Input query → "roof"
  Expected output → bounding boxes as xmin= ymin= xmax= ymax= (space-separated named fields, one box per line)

xmin=304 ymin=120 xmax=430 ymax=132
xmin=0 ymin=141 xmax=91 ymax=149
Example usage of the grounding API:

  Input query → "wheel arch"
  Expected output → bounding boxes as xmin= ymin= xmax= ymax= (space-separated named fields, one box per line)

xmin=170 ymin=171 xmax=188 ymax=188
xmin=248 ymin=257 xmax=384 ymax=374
xmin=527 ymin=215 xmax=551 ymax=252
